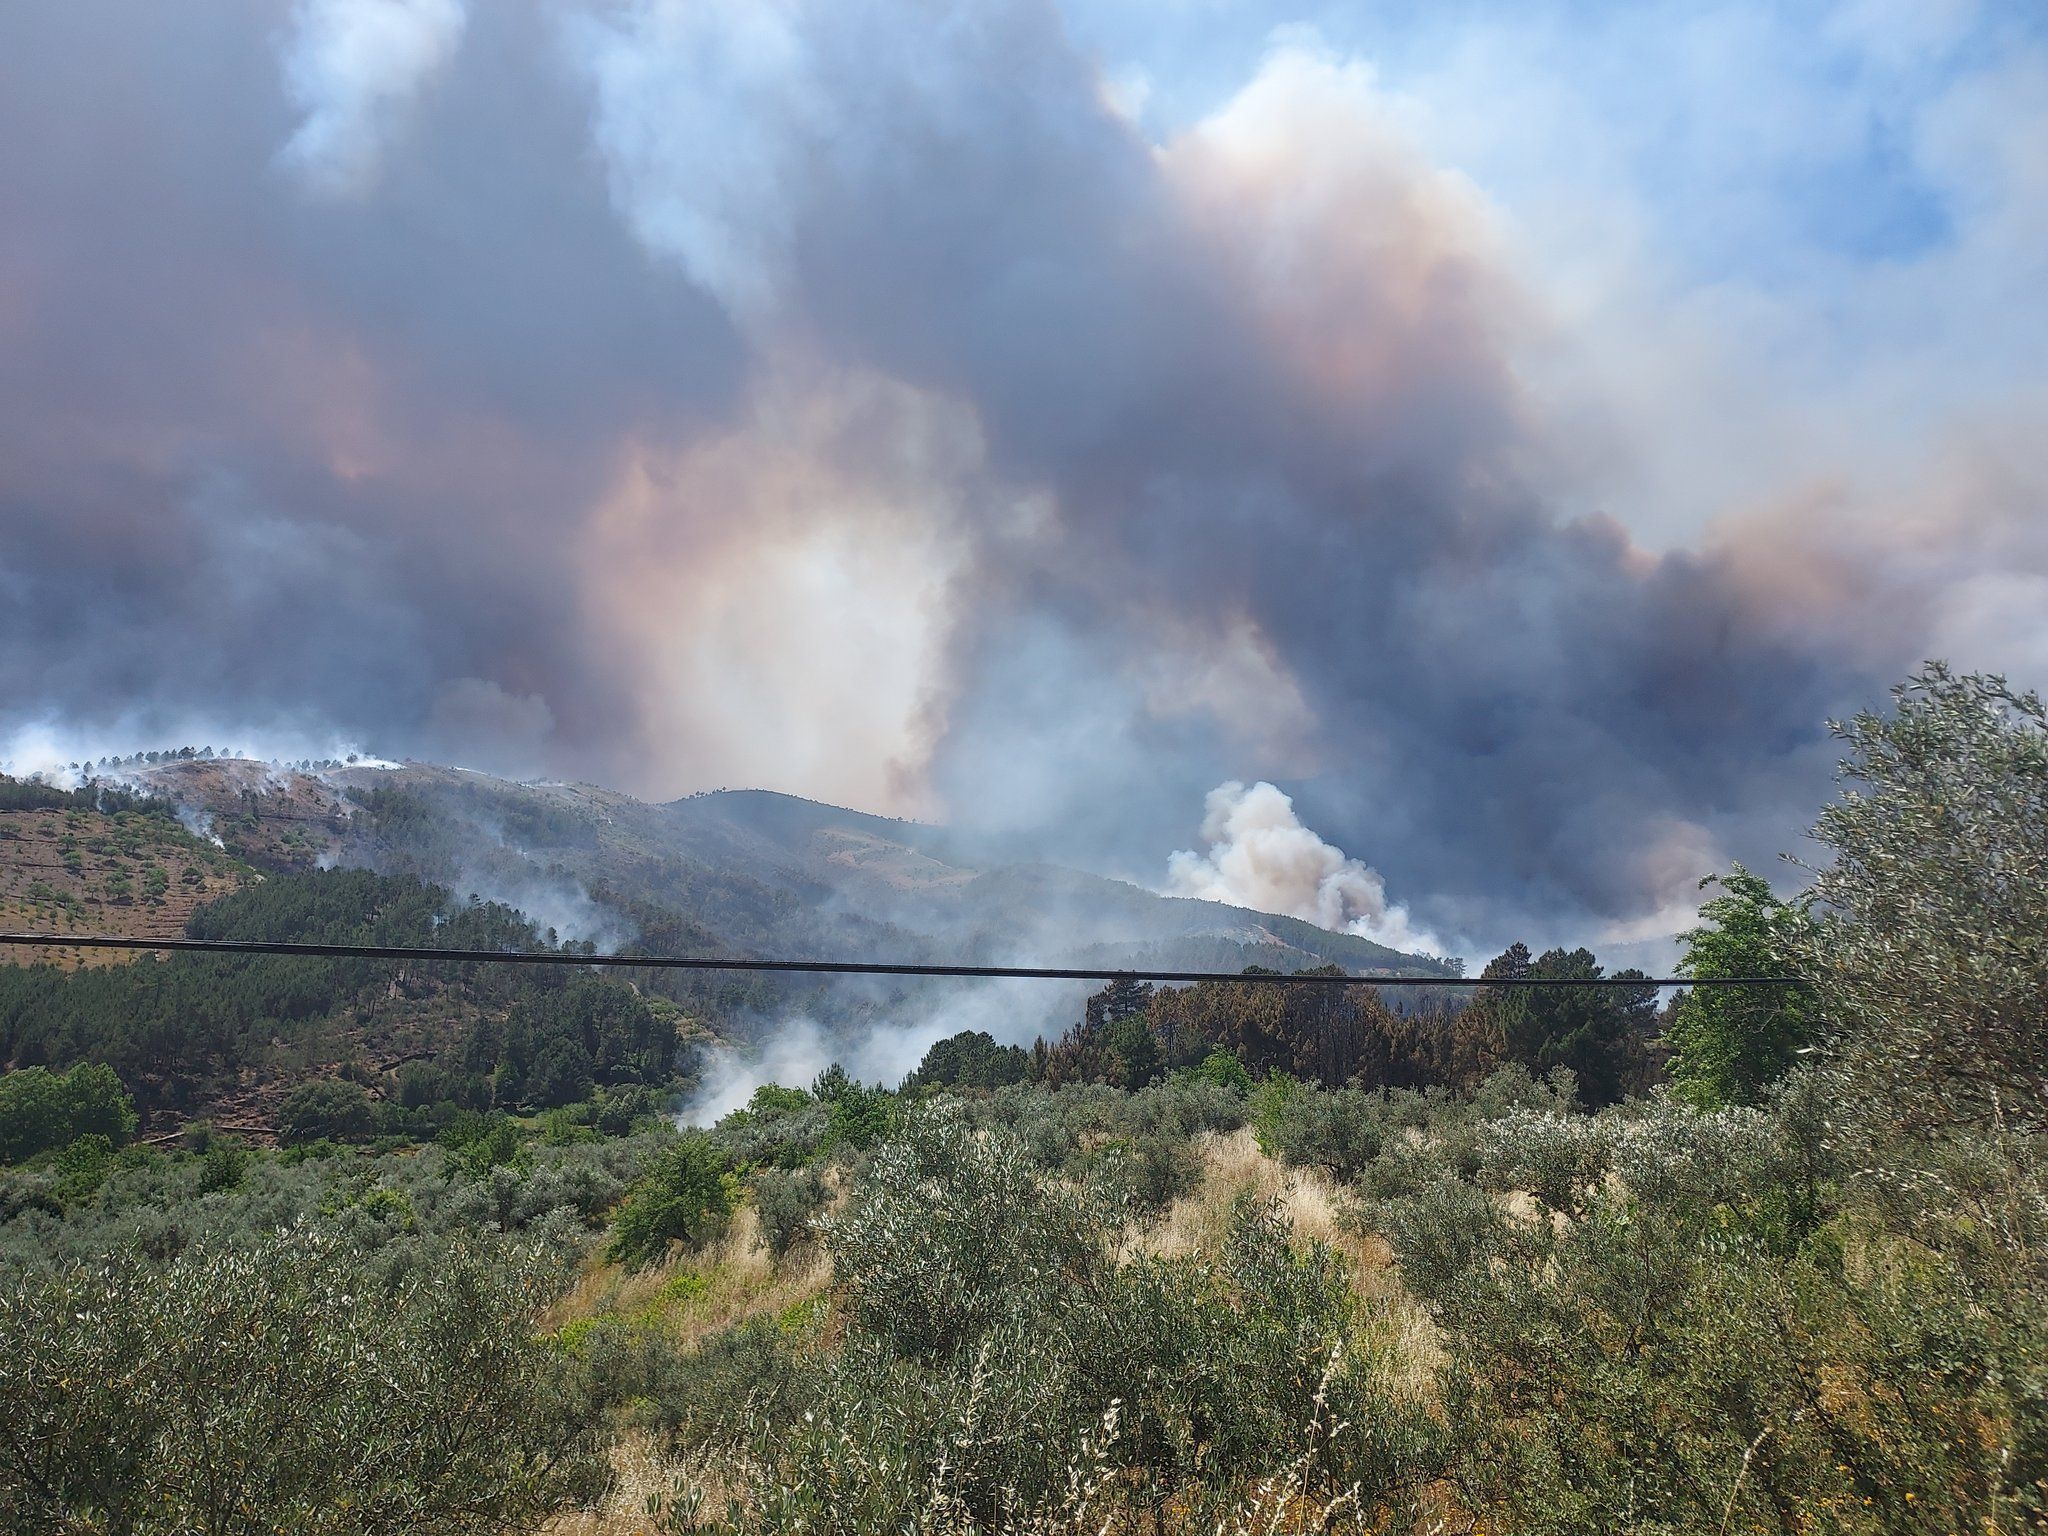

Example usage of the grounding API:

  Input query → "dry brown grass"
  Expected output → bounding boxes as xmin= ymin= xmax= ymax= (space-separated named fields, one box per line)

xmin=540 ymin=1206 xmax=836 ymax=1534
xmin=545 ymin=1203 xmax=833 ymax=1346
xmin=541 ymin=1431 xmax=677 ymax=1536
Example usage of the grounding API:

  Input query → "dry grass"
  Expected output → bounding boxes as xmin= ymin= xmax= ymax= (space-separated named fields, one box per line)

xmin=540 ymin=1205 xmax=836 ymax=1534
xmin=541 ymin=1431 xmax=678 ymax=1536
xmin=546 ymin=1203 xmax=833 ymax=1350
xmin=1142 ymin=1128 xmax=1368 ymax=1267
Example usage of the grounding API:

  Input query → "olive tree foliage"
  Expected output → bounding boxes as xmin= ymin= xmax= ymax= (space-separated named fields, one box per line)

xmin=0 ymin=1225 xmax=604 ymax=1535
xmin=1799 ymin=664 xmax=2048 ymax=1131
xmin=1363 ymin=1081 xmax=2048 ymax=1536
xmin=719 ymin=1106 xmax=1437 ymax=1534
xmin=825 ymin=1105 xmax=1122 ymax=1366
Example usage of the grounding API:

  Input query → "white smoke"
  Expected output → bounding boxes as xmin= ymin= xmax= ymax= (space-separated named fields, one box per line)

xmin=444 ymin=861 xmax=628 ymax=952
xmin=678 ymin=975 xmax=1075 ymax=1126
xmin=275 ymin=0 xmax=467 ymax=196
xmin=175 ymin=806 xmax=227 ymax=849
xmin=1166 ymin=780 xmax=1445 ymax=958
xmin=680 ymin=1016 xmax=923 ymax=1126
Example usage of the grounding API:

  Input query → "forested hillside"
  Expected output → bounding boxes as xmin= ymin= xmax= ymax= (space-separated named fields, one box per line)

xmin=0 ymin=853 xmax=698 ymax=1135
xmin=88 ymin=760 xmax=1457 ymax=978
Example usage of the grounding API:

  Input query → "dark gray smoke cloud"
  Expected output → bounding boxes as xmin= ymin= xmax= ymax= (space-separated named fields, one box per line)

xmin=3 ymin=0 xmax=2042 ymax=955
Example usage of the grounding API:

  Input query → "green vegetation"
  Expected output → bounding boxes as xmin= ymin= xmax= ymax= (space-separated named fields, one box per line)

xmin=605 ymin=1131 xmax=738 ymax=1266
xmin=0 ymin=1062 xmax=136 ymax=1164
xmin=1664 ymin=864 xmax=1816 ymax=1106
xmin=1 ymin=1228 xmax=601 ymax=1535
xmin=0 ymin=663 xmax=2043 ymax=1533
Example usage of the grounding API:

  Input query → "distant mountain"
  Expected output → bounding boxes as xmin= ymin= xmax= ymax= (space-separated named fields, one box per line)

xmin=90 ymin=760 xmax=1455 ymax=1000
xmin=0 ymin=759 xmax=1459 ymax=1125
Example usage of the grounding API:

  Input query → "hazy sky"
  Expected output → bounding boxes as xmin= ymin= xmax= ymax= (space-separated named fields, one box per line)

xmin=3 ymin=0 xmax=2044 ymax=958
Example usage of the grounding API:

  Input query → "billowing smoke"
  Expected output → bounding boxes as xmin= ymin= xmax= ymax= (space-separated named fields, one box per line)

xmin=681 ymin=976 xmax=1073 ymax=1125
xmin=1167 ymin=781 xmax=1443 ymax=957
xmin=4 ymin=0 xmax=2046 ymax=956
xmin=277 ymin=0 xmax=469 ymax=196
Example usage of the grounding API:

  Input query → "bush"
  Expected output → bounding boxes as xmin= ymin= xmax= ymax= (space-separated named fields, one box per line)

xmin=1091 ymin=1132 xmax=1201 ymax=1213
xmin=710 ymin=1086 xmax=831 ymax=1170
xmin=188 ymin=1135 xmax=250 ymax=1195
xmin=0 ymin=1226 xmax=603 ymax=1533
xmin=278 ymin=1079 xmax=377 ymax=1145
xmin=1799 ymin=664 xmax=2048 ymax=1132
xmin=733 ymin=1113 xmax=1435 ymax=1532
xmin=1361 ymin=1087 xmax=2048 ymax=1534
xmin=1257 ymin=1084 xmax=1389 ymax=1183
xmin=1188 ymin=1049 xmax=1253 ymax=1095
xmin=605 ymin=1132 xmax=737 ymax=1266
xmin=753 ymin=1165 xmax=829 ymax=1256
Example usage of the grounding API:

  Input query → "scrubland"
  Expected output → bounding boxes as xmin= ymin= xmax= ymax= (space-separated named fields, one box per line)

xmin=3 ymin=665 xmax=2045 ymax=1535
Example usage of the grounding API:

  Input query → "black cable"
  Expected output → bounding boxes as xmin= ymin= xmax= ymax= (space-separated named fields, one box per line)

xmin=0 ymin=932 xmax=1798 ymax=987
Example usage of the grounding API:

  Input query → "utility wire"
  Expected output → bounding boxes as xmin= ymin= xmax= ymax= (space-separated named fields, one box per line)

xmin=0 ymin=932 xmax=1799 ymax=987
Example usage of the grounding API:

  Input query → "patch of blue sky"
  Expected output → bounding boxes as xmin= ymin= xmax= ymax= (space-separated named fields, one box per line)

xmin=1055 ymin=0 xmax=1995 ymax=289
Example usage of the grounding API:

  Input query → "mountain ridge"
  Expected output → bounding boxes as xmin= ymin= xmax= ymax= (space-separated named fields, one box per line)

xmin=53 ymin=758 xmax=1456 ymax=986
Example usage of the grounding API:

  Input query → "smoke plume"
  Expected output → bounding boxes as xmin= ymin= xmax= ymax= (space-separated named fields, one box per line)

xmin=4 ymin=0 xmax=2046 ymax=956
xmin=1167 ymin=781 xmax=1443 ymax=957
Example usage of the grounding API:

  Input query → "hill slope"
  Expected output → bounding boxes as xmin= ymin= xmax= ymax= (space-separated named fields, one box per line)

xmin=83 ymin=761 xmax=1453 ymax=985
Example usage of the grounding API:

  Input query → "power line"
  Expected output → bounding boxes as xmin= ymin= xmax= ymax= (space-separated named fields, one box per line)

xmin=0 ymin=932 xmax=1798 ymax=987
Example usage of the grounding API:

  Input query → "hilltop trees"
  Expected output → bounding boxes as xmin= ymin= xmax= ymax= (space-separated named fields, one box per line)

xmin=0 ymin=868 xmax=679 ymax=1122
xmin=905 ymin=1029 xmax=1029 ymax=1090
xmin=1457 ymin=945 xmax=1657 ymax=1106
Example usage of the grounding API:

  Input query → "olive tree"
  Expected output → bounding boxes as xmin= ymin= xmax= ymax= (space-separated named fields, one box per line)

xmin=0 ymin=1225 xmax=602 ymax=1535
xmin=1799 ymin=664 xmax=2048 ymax=1131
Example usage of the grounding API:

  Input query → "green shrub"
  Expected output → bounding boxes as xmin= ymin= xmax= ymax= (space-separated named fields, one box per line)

xmin=1248 ymin=1070 xmax=1303 ymax=1157
xmin=278 ymin=1079 xmax=377 ymax=1145
xmin=196 ymin=1138 xmax=249 ymax=1194
xmin=812 ymin=1065 xmax=895 ymax=1155
xmin=738 ymin=1107 xmax=1438 ymax=1532
xmin=1188 ymin=1048 xmax=1253 ymax=1095
xmin=753 ymin=1165 xmax=829 ymax=1256
xmin=605 ymin=1132 xmax=737 ymax=1266
xmin=1257 ymin=1085 xmax=1389 ymax=1183
xmin=0 ymin=1225 xmax=603 ymax=1533
xmin=710 ymin=1086 xmax=831 ymax=1169
xmin=0 ymin=1063 xmax=138 ymax=1164
xmin=1362 ymin=1087 xmax=2048 ymax=1534
xmin=1798 ymin=664 xmax=2048 ymax=1132
xmin=1091 ymin=1132 xmax=1201 ymax=1213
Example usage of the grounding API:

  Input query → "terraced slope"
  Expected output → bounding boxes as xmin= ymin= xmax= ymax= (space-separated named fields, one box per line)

xmin=0 ymin=801 xmax=254 ymax=966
